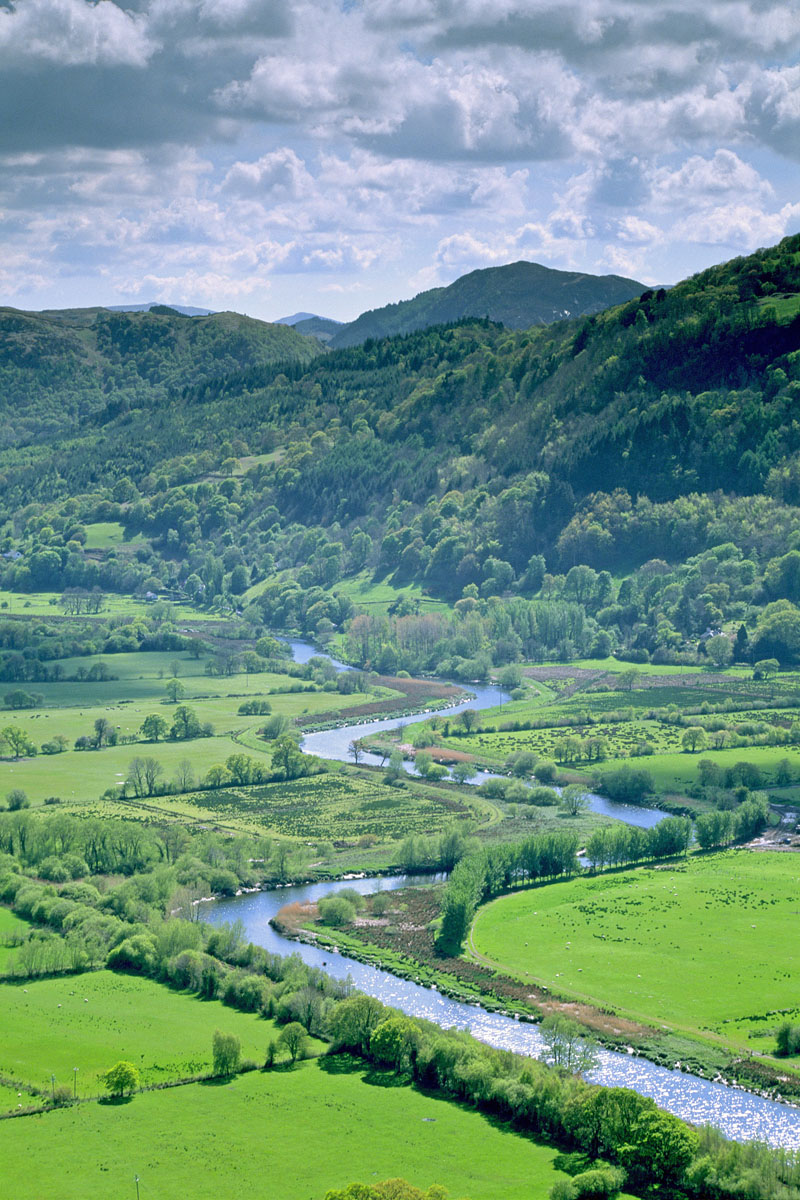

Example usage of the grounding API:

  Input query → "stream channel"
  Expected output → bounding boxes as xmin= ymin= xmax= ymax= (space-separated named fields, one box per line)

xmin=201 ymin=639 xmax=800 ymax=1148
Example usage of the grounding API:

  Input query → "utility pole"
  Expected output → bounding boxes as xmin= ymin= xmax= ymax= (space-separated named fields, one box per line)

xmin=51 ymin=1074 xmax=55 ymax=1102
xmin=135 ymin=1175 xmax=140 ymax=1200
xmin=73 ymin=1067 xmax=78 ymax=1099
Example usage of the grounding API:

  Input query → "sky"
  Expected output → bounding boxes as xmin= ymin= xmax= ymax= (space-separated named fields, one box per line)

xmin=2 ymin=0 xmax=799 ymax=322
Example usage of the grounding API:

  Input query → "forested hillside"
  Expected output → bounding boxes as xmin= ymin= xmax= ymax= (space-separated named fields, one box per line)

xmin=0 ymin=305 xmax=322 ymax=447
xmin=2 ymin=236 xmax=800 ymax=672
xmin=329 ymin=260 xmax=645 ymax=347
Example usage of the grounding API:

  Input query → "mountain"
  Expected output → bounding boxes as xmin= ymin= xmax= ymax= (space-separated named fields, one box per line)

xmin=0 ymin=305 xmax=323 ymax=448
xmin=105 ymin=302 xmax=217 ymax=316
xmin=275 ymin=312 xmax=325 ymax=324
xmin=291 ymin=316 xmax=345 ymax=344
xmin=328 ymin=261 xmax=646 ymax=348
xmin=275 ymin=312 xmax=344 ymax=345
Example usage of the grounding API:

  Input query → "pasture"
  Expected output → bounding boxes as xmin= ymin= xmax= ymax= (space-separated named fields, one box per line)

xmin=470 ymin=850 xmax=800 ymax=1052
xmin=0 ymin=1057 xmax=589 ymax=1200
xmin=0 ymin=970 xmax=312 ymax=1099
xmin=0 ymin=645 xmax=387 ymax=805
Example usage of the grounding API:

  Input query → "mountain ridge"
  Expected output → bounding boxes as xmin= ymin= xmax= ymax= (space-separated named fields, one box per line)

xmin=329 ymin=260 xmax=646 ymax=348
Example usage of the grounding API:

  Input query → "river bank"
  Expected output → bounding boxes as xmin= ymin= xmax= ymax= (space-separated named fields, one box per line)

xmin=278 ymin=878 xmax=800 ymax=1106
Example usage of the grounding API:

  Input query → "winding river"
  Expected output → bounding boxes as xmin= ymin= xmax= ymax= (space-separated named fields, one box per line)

xmin=201 ymin=639 xmax=800 ymax=1148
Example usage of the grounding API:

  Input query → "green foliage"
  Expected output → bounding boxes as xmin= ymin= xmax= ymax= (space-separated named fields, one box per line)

xmin=776 ymin=1021 xmax=800 ymax=1057
xmin=103 ymin=1060 xmax=140 ymax=1097
xmin=278 ymin=1021 xmax=309 ymax=1063
xmin=212 ymin=1029 xmax=241 ymax=1076
xmin=318 ymin=896 xmax=357 ymax=927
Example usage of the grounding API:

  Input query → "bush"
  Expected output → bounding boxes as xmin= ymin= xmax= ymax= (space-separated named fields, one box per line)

xmin=38 ymin=856 xmax=71 ymax=882
xmin=776 ymin=1020 xmax=800 ymax=1056
xmin=212 ymin=1029 xmax=241 ymax=1076
xmin=208 ymin=868 xmax=240 ymax=896
xmin=317 ymin=896 xmax=356 ymax=927
xmin=371 ymin=891 xmax=391 ymax=916
xmin=106 ymin=934 xmax=159 ymax=975
xmin=528 ymin=787 xmax=560 ymax=806
xmin=535 ymin=761 xmax=557 ymax=784
xmin=594 ymin=766 xmax=653 ymax=803
xmin=550 ymin=1166 xmax=626 ymax=1200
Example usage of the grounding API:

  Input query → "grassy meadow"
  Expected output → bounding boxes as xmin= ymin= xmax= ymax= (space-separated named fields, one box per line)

xmin=470 ymin=850 xmax=799 ymax=1053
xmin=1 ymin=1057 xmax=599 ymax=1200
xmin=0 ymin=645 xmax=388 ymax=806
xmin=0 ymin=969 xmax=322 ymax=1100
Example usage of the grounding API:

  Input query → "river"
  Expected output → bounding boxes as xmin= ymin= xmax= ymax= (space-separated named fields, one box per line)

xmin=201 ymin=638 xmax=800 ymax=1148
xmin=287 ymin=638 xmax=665 ymax=830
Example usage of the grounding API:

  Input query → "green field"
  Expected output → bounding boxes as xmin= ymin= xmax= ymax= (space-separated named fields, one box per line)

xmin=66 ymin=767 xmax=492 ymax=850
xmin=0 ymin=970 xmax=319 ymax=1098
xmin=0 ymin=590 xmax=219 ymax=620
xmin=471 ymin=850 xmax=800 ymax=1052
xmin=1 ymin=1058 xmax=592 ymax=1200
xmin=82 ymin=522 xmax=148 ymax=551
xmin=0 ymin=646 xmax=385 ymax=805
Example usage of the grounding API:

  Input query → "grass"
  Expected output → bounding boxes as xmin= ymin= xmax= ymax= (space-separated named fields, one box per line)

xmin=0 ymin=1057 xmax=594 ymax=1200
xmin=172 ymin=770 xmax=489 ymax=841
xmin=470 ymin=850 xmax=800 ymax=1053
xmin=0 ymin=969 xmax=318 ymax=1098
xmin=81 ymin=522 xmax=148 ymax=551
xmin=570 ymin=657 xmax=752 ymax=678
xmin=0 ymin=590 xmax=219 ymax=621
xmin=324 ymin=570 xmax=450 ymax=617
xmin=0 ymin=646 xmax=385 ymax=805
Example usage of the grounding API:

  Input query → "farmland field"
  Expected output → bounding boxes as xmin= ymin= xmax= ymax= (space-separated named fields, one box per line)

xmin=0 ymin=1057 xmax=597 ymax=1200
xmin=0 ymin=970 xmax=318 ymax=1098
xmin=470 ymin=850 xmax=800 ymax=1052
xmin=173 ymin=770 xmax=490 ymax=840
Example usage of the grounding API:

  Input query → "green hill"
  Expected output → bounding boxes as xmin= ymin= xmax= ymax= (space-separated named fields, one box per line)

xmin=329 ymin=260 xmax=645 ymax=348
xmin=0 ymin=305 xmax=323 ymax=448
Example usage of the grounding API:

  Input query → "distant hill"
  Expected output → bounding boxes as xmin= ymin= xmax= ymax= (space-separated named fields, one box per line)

xmin=0 ymin=305 xmax=323 ymax=448
xmin=275 ymin=312 xmax=322 ymax=325
xmin=329 ymin=261 xmax=645 ymax=348
xmin=105 ymin=302 xmax=217 ymax=316
xmin=275 ymin=312 xmax=343 ymax=345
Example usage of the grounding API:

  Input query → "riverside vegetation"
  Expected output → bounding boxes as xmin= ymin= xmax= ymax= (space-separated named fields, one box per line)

xmin=2 ymin=804 xmax=800 ymax=1200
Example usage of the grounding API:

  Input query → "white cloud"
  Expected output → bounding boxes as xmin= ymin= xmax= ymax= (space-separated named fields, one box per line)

xmin=651 ymin=150 xmax=772 ymax=209
xmin=219 ymin=149 xmax=314 ymax=200
xmin=1 ymin=0 xmax=799 ymax=314
xmin=673 ymin=200 xmax=800 ymax=248
xmin=0 ymin=0 xmax=155 ymax=67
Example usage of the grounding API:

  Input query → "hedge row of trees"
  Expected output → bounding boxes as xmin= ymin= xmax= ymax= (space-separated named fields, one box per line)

xmin=435 ymin=816 xmax=706 ymax=955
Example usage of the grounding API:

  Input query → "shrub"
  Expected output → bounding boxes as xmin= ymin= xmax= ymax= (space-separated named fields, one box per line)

xmin=106 ymin=934 xmax=158 ymax=975
xmin=212 ymin=1029 xmax=241 ymax=1076
xmin=38 ymin=856 xmax=71 ymax=883
xmin=317 ymin=896 xmax=356 ymax=927
xmin=550 ymin=1166 xmax=626 ymax=1199
xmin=776 ymin=1020 xmax=800 ymax=1057
xmin=528 ymin=787 xmax=560 ymax=806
